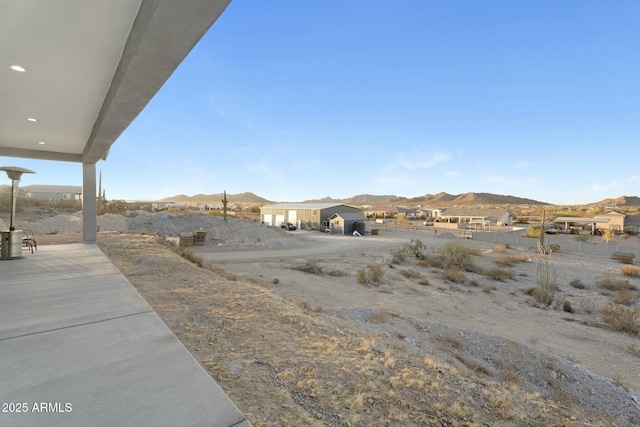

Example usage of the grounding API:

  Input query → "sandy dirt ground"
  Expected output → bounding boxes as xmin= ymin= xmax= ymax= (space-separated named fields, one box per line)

xmin=35 ymin=225 xmax=640 ymax=426
xmin=194 ymin=229 xmax=640 ymax=390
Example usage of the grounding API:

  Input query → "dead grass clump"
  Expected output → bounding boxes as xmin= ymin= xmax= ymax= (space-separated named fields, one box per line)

xmin=484 ymin=267 xmax=514 ymax=282
xmin=494 ymin=253 xmax=528 ymax=266
xmin=400 ymin=268 xmax=421 ymax=280
xmin=441 ymin=266 xmax=467 ymax=284
xmin=620 ymin=264 xmax=640 ymax=278
xmin=175 ymin=246 xmax=205 ymax=267
xmin=174 ymin=246 xmax=239 ymax=280
xmin=601 ymin=304 xmax=639 ymax=334
xmin=627 ymin=344 xmax=640 ymax=358
xmin=325 ymin=268 xmax=346 ymax=277
xmin=357 ymin=264 xmax=385 ymax=286
xmin=482 ymin=284 xmax=497 ymax=293
xmin=418 ymin=278 xmax=431 ymax=286
xmin=418 ymin=255 xmax=443 ymax=269
xmin=614 ymin=289 xmax=637 ymax=306
xmin=390 ymin=248 xmax=406 ymax=265
xmin=597 ymin=278 xmax=635 ymax=292
xmin=611 ymin=251 xmax=636 ymax=264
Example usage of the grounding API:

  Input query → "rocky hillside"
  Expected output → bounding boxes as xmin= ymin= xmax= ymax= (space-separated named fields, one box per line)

xmin=305 ymin=192 xmax=547 ymax=206
xmin=594 ymin=195 xmax=640 ymax=207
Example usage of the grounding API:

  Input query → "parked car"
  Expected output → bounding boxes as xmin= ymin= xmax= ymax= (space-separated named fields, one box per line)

xmin=280 ymin=222 xmax=296 ymax=231
xmin=544 ymin=227 xmax=558 ymax=234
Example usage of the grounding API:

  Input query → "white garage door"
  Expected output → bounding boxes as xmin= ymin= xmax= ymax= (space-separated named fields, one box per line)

xmin=286 ymin=210 xmax=297 ymax=223
xmin=275 ymin=215 xmax=285 ymax=226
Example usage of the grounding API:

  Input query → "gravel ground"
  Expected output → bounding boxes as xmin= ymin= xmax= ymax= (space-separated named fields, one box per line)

xmin=327 ymin=307 xmax=640 ymax=425
xmin=12 ymin=210 xmax=640 ymax=425
xmin=14 ymin=211 xmax=295 ymax=247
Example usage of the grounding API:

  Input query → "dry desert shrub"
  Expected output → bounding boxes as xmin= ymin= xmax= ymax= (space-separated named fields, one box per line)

xmin=291 ymin=261 xmax=324 ymax=275
xmin=579 ymin=296 xmax=598 ymax=314
xmin=403 ymin=239 xmax=427 ymax=258
xmin=493 ymin=244 xmax=507 ymax=253
xmin=534 ymin=255 xmax=557 ymax=306
xmin=441 ymin=266 xmax=467 ymax=284
xmin=357 ymin=264 xmax=385 ymax=285
xmin=563 ymin=299 xmax=575 ymax=313
xmin=524 ymin=225 xmax=541 ymax=238
xmin=569 ymin=278 xmax=586 ymax=289
xmin=620 ymin=264 xmax=640 ymax=278
xmin=390 ymin=248 xmax=406 ymax=265
xmin=611 ymin=251 xmax=636 ymax=264
xmin=439 ymin=241 xmax=477 ymax=271
xmin=601 ymin=304 xmax=640 ymax=334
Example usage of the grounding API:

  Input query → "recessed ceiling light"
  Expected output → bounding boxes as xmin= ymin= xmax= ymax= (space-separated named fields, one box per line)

xmin=27 ymin=118 xmax=38 ymax=122
xmin=38 ymin=141 xmax=46 ymax=145
xmin=10 ymin=65 xmax=26 ymax=72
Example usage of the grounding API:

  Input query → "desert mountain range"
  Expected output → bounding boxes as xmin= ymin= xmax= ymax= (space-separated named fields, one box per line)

xmin=157 ymin=192 xmax=640 ymax=207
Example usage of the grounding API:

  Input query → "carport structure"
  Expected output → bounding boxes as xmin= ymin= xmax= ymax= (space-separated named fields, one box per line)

xmin=1 ymin=1 xmax=252 ymax=426
xmin=553 ymin=216 xmax=610 ymax=234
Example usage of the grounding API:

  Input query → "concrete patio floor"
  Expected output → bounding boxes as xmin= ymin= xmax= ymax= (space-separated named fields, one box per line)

xmin=0 ymin=243 xmax=251 ymax=427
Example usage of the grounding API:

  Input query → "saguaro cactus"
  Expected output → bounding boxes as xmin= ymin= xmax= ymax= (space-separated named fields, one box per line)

xmin=222 ymin=190 xmax=228 ymax=222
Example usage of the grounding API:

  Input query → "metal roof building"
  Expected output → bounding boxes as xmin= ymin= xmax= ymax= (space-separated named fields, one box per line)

xmin=260 ymin=203 xmax=362 ymax=230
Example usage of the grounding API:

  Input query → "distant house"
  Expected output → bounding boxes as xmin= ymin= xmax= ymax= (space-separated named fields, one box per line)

xmin=23 ymin=185 xmax=82 ymax=202
xmin=326 ymin=212 xmax=366 ymax=235
xmin=439 ymin=208 xmax=512 ymax=226
xmin=594 ymin=210 xmax=626 ymax=233
xmin=396 ymin=206 xmax=419 ymax=219
xmin=419 ymin=208 xmax=446 ymax=219
xmin=260 ymin=203 xmax=362 ymax=230
xmin=364 ymin=205 xmax=418 ymax=219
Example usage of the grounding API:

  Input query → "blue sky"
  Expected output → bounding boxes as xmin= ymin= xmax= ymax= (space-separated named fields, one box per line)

xmin=5 ymin=1 xmax=640 ymax=205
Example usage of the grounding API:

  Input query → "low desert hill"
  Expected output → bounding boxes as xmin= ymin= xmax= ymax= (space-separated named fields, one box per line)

xmin=158 ymin=192 xmax=270 ymax=205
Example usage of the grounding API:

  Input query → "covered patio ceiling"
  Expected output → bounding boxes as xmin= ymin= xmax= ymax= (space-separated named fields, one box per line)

xmin=0 ymin=0 xmax=231 ymax=164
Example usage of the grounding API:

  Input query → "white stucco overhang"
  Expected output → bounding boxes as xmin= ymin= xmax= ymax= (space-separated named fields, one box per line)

xmin=0 ymin=0 xmax=232 ymax=241
xmin=1 ymin=0 xmax=230 ymax=162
